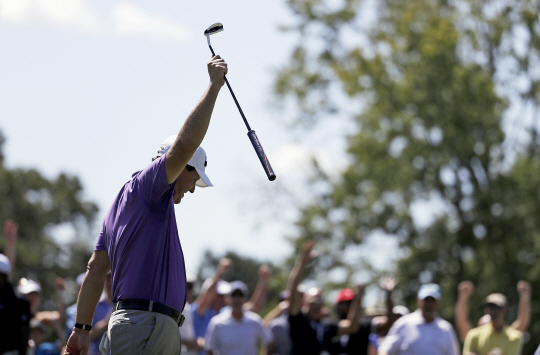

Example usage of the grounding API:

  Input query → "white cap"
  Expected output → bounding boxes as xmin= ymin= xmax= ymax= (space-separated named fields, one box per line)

xmin=17 ymin=278 xmax=41 ymax=295
xmin=156 ymin=136 xmax=213 ymax=187
xmin=0 ymin=254 xmax=11 ymax=276
xmin=393 ymin=305 xmax=410 ymax=316
xmin=216 ymin=280 xmax=231 ymax=295
xmin=417 ymin=283 xmax=441 ymax=300
xmin=229 ymin=280 xmax=249 ymax=296
xmin=186 ymin=272 xmax=197 ymax=283
xmin=200 ymin=278 xmax=231 ymax=295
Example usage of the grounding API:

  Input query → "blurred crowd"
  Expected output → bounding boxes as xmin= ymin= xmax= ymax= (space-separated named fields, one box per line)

xmin=0 ymin=221 xmax=535 ymax=355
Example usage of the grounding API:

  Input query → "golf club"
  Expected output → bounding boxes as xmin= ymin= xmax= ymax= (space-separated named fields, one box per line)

xmin=204 ymin=23 xmax=276 ymax=181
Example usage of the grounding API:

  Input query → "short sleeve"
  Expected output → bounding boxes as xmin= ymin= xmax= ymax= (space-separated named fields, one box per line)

xmin=462 ymin=329 xmax=477 ymax=354
xmin=95 ymin=225 xmax=106 ymax=251
xmin=132 ymin=155 xmax=173 ymax=206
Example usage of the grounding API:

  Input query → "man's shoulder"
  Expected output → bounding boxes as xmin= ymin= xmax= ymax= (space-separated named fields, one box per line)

xmin=504 ymin=326 xmax=523 ymax=341
xmin=211 ymin=309 xmax=233 ymax=324
xmin=243 ymin=310 xmax=263 ymax=323
xmin=392 ymin=311 xmax=417 ymax=327
xmin=434 ymin=316 xmax=455 ymax=331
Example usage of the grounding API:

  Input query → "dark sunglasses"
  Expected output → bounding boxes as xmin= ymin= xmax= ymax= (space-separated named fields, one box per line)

xmin=485 ymin=303 xmax=503 ymax=310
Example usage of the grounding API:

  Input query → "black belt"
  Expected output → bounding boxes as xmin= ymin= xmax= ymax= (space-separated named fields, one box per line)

xmin=113 ymin=300 xmax=185 ymax=327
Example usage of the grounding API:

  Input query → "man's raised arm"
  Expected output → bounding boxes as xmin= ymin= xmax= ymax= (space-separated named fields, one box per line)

xmin=165 ymin=55 xmax=227 ymax=184
xmin=288 ymin=241 xmax=315 ymax=316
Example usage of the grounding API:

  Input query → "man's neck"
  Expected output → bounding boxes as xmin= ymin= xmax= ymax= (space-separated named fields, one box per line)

xmin=422 ymin=312 xmax=435 ymax=323
xmin=231 ymin=307 xmax=243 ymax=320
xmin=491 ymin=320 xmax=504 ymax=332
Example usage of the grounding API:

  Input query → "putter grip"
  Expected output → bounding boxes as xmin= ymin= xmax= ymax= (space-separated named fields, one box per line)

xmin=248 ymin=130 xmax=276 ymax=181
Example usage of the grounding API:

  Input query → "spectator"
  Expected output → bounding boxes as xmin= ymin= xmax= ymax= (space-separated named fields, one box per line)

xmin=331 ymin=275 xmax=398 ymax=355
xmin=455 ymin=280 xmax=531 ymax=341
xmin=193 ymin=258 xmax=233 ymax=352
xmin=263 ymin=290 xmax=293 ymax=355
xmin=287 ymin=241 xmax=364 ymax=355
xmin=204 ymin=281 xmax=272 ymax=355
xmin=378 ymin=283 xmax=459 ymax=355
xmin=462 ymin=293 xmax=523 ymax=355
xmin=369 ymin=305 xmax=409 ymax=353
xmin=17 ymin=278 xmax=41 ymax=316
xmin=0 ymin=253 xmax=31 ymax=355
xmin=28 ymin=316 xmax=64 ymax=355
xmin=181 ymin=273 xmax=204 ymax=355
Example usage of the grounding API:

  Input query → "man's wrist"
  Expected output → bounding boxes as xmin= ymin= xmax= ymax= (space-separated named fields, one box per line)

xmin=74 ymin=322 xmax=92 ymax=331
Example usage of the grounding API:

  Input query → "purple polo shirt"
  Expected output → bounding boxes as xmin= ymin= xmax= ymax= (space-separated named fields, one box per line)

xmin=95 ymin=155 xmax=187 ymax=312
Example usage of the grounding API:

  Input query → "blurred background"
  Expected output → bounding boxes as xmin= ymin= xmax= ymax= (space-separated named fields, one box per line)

xmin=1 ymin=0 xmax=540 ymax=353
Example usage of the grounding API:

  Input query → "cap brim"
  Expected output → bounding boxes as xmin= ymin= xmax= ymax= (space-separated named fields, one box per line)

xmin=195 ymin=168 xmax=213 ymax=187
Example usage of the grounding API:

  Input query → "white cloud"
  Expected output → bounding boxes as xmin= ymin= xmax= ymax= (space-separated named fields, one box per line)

xmin=112 ymin=3 xmax=191 ymax=42
xmin=0 ymin=0 xmax=192 ymax=42
xmin=0 ymin=0 xmax=100 ymax=32
xmin=0 ymin=0 xmax=30 ymax=23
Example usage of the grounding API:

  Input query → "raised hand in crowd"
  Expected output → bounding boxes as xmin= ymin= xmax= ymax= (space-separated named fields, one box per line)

xmin=55 ymin=277 xmax=66 ymax=325
xmin=376 ymin=274 xmax=399 ymax=335
xmin=511 ymin=280 xmax=531 ymax=332
xmin=455 ymin=280 xmax=474 ymax=341
xmin=245 ymin=264 xmax=272 ymax=313
xmin=288 ymin=241 xmax=316 ymax=317
xmin=195 ymin=257 xmax=233 ymax=316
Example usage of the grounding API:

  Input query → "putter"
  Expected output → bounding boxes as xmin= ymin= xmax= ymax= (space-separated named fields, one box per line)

xmin=204 ymin=23 xmax=276 ymax=181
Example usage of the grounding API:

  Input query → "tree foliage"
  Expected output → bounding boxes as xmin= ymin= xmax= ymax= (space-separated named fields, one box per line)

xmin=0 ymin=131 xmax=98 ymax=308
xmin=277 ymin=0 xmax=540 ymax=351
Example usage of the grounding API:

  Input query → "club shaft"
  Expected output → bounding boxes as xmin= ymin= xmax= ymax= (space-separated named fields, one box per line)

xmin=208 ymin=44 xmax=252 ymax=131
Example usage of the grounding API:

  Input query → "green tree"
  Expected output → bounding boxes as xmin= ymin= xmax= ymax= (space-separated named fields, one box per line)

xmin=0 ymin=131 xmax=98 ymax=309
xmin=276 ymin=0 xmax=540 ymax=351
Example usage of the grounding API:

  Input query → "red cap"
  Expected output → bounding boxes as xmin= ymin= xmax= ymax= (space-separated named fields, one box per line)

xmin=336 ymin=288 xmax=355 ymax=303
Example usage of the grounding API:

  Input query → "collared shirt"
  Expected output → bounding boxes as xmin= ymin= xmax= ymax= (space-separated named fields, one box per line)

xmin=204 ymin=309 xmax=272 ymax=355
xmin=95 ymin=155 xmax=187 ymax=311
xmin=378 ymin=310 xmax=459 ymax=355
xmin=463 ymin=323 xmax=522 ymax=355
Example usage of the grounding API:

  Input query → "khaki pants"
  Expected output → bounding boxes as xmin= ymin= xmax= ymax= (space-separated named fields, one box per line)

xmin=101 ymin=309 xmax=181 ymax=355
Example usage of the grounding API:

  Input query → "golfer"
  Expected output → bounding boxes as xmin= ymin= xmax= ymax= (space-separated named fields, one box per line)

xmin=64 ymin=55 xmax=227 ymax=355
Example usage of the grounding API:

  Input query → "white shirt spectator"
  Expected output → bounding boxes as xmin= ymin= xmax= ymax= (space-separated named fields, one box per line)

xmin=378 ymin=309 xmax=459 ymax=355
xmin=180 ymin=302 xmax=197 ymax=355
xmin=204 ymin=309 xmax=272 ymax=355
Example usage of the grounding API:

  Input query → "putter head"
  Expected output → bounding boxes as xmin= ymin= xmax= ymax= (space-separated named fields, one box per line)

xmin=204 ymin=23 xmax=224 ymax=36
